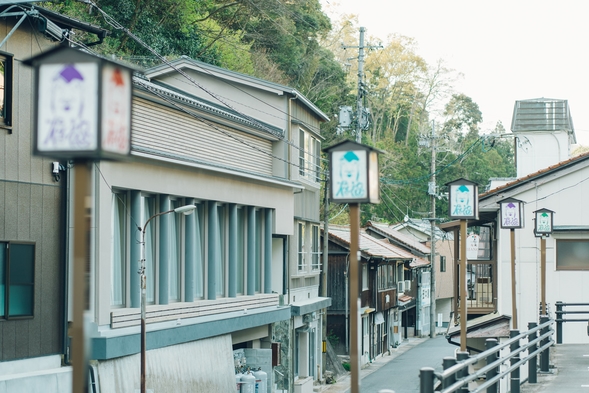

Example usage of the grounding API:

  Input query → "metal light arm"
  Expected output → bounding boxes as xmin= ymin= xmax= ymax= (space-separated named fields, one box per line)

xmin=139 ymin=203 xmax=196 ymax=393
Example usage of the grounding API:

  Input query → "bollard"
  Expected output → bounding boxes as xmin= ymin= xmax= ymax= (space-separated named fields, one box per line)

xmin=442 ymin=357 xmax=457 ymax=390
xmin=456 ymin=351 xmax=469 ymax=393
xmin=485 ymin=338 xmax=499 ymax=393
xmin=555 ymin=302 xmax=563 ymax=344
xmin=540 ymin=315 xmax=550 ymax=372
xmin=419 ymin=367 xmax=435 ymax=393
xmin=510 ymin=330 xmax=520 ymax=393
xmin=528 ymin=322 xmax=538 ymax=384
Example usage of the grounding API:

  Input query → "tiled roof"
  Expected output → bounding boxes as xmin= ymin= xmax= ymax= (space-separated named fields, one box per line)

xmin=365 ymin=221 xmax=431 ymax=255
xmin=326 ymin=225 xmax=430 ymax=267
xmin=480 ymin=150 xmax=589 ymax=199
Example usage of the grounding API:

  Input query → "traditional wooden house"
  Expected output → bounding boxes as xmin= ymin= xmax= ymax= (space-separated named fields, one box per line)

xmin=324 ymin=225 xmax=430 ymax=364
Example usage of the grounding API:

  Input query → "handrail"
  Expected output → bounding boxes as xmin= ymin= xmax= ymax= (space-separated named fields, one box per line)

xmin=419 ymin=318 xmax=554 ymax=393
xmin=555 ymin=301 xmax=589 ymax=343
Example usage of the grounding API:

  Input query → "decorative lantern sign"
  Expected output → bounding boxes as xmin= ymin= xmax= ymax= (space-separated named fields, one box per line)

xmin=499 ymin=197 xmax=525 ymax=229
xmin=534 ymin=208 xmax=554 ymax=236
xmin=324 ymin=140 xmax=380 ymax=204
xmin=446 ymin=178 xmax=479 ymax=220
xmin=24 ymin=46 xmax=136 ymax=160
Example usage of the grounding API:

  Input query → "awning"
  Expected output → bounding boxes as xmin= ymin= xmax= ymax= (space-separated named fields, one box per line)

xmin=291 ymin=296 xmax=332 ymax=316
xmin=360 ymin=307 xmax=375 ymax=315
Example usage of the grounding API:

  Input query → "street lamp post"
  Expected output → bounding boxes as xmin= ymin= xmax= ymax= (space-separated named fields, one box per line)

xmin=139 ymin=204 xmax=197 ymax=393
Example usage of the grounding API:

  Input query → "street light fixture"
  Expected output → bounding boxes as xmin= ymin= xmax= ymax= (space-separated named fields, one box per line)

xmin=139 ymin=203 xmax=197 ymax=393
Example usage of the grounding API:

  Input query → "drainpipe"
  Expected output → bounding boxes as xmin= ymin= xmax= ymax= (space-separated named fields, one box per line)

xmin=61 ymin=162 xmax=71 ymax=364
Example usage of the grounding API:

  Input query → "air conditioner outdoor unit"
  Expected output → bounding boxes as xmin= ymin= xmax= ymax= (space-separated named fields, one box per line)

xmin=404 ymin=280 xmax=411 ymax=291
xmin=397 ymin=281 xmax=405 ymax=293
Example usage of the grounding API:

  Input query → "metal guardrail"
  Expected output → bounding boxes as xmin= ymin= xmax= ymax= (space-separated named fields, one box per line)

xmin=555 ymin=301 xmax=589 ymax=344
xmin=419 ymin=317 xmax=554 ymax=393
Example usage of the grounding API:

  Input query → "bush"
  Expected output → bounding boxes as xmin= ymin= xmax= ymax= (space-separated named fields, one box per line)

xmin=342 ymin=362 xmax=350 ymax=371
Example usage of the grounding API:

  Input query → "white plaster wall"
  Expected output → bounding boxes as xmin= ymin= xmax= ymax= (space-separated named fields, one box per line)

xmin=515 ymin=130 xmax=571 ymax=178
xmin=487 ymin=165 xmax=589 ymax=342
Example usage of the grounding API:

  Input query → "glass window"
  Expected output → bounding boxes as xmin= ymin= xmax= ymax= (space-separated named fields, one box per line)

xmin=255 ymin=209 xmax=263 ymax=292
xmin=111 ymin=192 xmax=127 ymax=306
xmin=193 ymin=203 xmax=205 ymax=299
xmin=143 ymin=196 xmax=156 ymax=303
xmin=440 ymin=256 xmax=446 ymax=272
xmin=236 ymin=207 xmax=245 ymax=295
xmin=0 ymin=52 xmax=13 ymax=127
xmin=299 ymin=130 xmax=306 ymax=176
xmin=169 ymin=200 xmax=182 ymax=301
xmin=1 ymin=242 xmax=35 ymax=318
xmin=298 ymin=223 xmax=305 ymax=271
xmin=217 ymin=205 xmax=226 ymax=296
xmin=311 ymin=225 xmax=320 ymax=270
xmin=556 ymin=239 xmax=589 ymax=270
xmin=362 ymin=264 xmax=368 ymax=290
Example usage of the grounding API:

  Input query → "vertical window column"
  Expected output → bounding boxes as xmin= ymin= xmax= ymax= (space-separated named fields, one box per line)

xmin=111 ymin=192 xmax=128 ymax=307
xmin=129 ymin=190 xmax=141 ymax=308
xmin=185 ymin=198 xmax=196 ymax=302
xmin=247 ymin=206 xmax=256 ymax=295
xmin=158 ymin=196 xmax=171 ymax=305
xmin=264 ymin=209 xmax=273 ymax=294
xmin=207 ymin=202 xmax=218 ymax=300
xmin=228 ymin=204 xmax=237 ymax=297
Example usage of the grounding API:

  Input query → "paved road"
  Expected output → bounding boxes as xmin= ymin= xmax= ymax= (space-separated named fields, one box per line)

xmin=361 ymin=336 xmax=456 ymax=393
xmin=323 ymin=336 xmax=456 ymax=393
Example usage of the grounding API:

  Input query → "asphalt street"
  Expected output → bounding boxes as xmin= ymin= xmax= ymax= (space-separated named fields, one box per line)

xmin=323 ymin=335 xmax=457 ymax=393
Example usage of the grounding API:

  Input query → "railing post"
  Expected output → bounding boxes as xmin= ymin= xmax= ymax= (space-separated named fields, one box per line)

xmin=555 ymin=301 xmax=563 ymax=344
xmin=540 ymin=315 xmax=550 ymax=373
xmin=456 ymin=351 xmax=469 ymax=393
xmin=528 ymin=322 xmax=538 ymax=384
xmin=419 ymin=367 xmax=435 ymax=393
xmin=485 ymin=339 xmax=499 ymax=393
xmin=442 ymin=357 xmax=457 ymax=389
xmin=510 ymin=330 xmax=521 ymax=393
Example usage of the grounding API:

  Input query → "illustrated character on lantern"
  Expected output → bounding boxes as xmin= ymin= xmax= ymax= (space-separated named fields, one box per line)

xmin=452 ymin=184 xmax=473 ymax=216
xmin=335 ymin=151 xmax=365 ymax=199
xmin=45 ymin=64 xmax=93 ymax=149
xmin=502 ymin=202 xmax=520 ymax=227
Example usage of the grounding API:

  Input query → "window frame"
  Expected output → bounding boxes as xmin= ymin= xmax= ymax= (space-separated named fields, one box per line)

xmin=0 ymin=51 xmax=14 ymax=129
xmin=440 ymin=255 xmax=446 ymax=272
xmin=311 ymin=224 xmax=320 ymax=271
xmin=298 ymin=222 xmax=306 ymax=272
xmin=556 ymin=238 xmax=589 ymax=271
xmin=1 ymin=241 xmax=35 ymax=319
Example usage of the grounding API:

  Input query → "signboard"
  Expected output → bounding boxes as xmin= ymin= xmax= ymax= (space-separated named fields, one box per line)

xmin=447 ymin=178 xmax=479 ymax=220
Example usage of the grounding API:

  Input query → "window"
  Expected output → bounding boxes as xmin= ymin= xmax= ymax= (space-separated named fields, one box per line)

xmin=111 ymin=192 xmax=127 ymax=306
xmin=0 ymin=52 xmax=13 ymax=127
xmin=298 ymin=223 xmax=305 ymax=271
xmin=378 ymin=264 xmax=394 ymax=290
xmin=111 ymin=191 xmax=270 ymax=307
xmin=440 ymin=256 xmax=446 ymax=272
xmin=298 ymin=129 xmax=321 ymax=182
xmin=143 ymin=195 xmax=156 ymax=303
xmin=0 ymin=242 xmax=35 ymax=318
xmin=556 ymin=239 xmax=589 ymax=270
xmin=465 ymin=226 xmax=492 ymax=261
xmin=362 ymin=264 xmax=368 ymax=290
xmin=311 ymin=225 xmax=320 ymax=270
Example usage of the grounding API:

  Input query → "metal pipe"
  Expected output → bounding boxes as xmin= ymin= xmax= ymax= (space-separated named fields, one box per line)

xmin=442 ymin=357 xmax=457 ymax=389
xmin=510 ymin=330 xmax=521 ymax=393
xmin=555 ymin=302 xmax=563 ymax=344
xmin=419 ymin=367 xmax=435 ymax=393
xmin=528 ymin=322 xmax=538 ymax=384
xmin=540 ymin=315 xmax=550 ymax=372
xmin=485 ymin=338 xmax=499 ymax=393
xmin=456 ymin=351 xmax=469 ymax=393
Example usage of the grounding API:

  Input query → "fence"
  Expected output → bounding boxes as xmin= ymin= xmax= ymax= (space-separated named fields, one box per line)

xmin=555 ymin=301 xmax=589 ymax=344
xmin=419 ymin=317 xmax=554 ymax=393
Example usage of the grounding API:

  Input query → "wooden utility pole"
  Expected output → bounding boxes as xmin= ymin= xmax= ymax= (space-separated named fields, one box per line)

xmin=349 ymin=204 xmax=361 ymax=393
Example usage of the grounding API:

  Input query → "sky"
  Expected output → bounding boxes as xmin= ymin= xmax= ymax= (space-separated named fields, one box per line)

xmin=321 ymin=0 xmax=589 ymax=145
